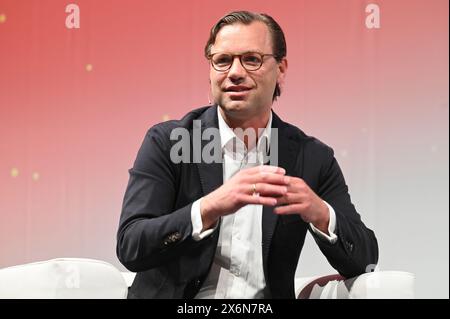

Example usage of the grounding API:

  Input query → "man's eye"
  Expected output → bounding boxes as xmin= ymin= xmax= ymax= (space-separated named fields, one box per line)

xmin=243 ymin=55 xmax=261 ymax=65
xmin=214 ymin=56 xmax=232 ymax=65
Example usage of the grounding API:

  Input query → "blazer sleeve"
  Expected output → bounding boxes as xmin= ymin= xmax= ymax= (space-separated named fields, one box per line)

xmin=310 ymin=146 xmax=379 ymax=279
xmin=116 ymin=125 xmax=197 ymax=272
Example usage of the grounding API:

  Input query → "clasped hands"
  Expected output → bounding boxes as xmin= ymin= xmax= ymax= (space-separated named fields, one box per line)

xmin=200 ymin=165 xmax=330 ymax=233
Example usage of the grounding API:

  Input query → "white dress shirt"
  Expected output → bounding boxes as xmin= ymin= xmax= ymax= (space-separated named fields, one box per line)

xmin=191 ymin=109 xmax=337 ymax=299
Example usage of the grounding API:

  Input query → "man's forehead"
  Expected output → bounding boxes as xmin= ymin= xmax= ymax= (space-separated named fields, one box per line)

xmin=211 ymin=21 xmax=272 ymax=52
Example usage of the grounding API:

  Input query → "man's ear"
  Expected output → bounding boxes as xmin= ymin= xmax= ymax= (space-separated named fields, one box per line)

xmin=277 ymin=58 xmax=288 ymax=89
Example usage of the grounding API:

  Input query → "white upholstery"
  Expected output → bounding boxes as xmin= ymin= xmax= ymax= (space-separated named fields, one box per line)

xmin=123 ymin=271 xmax=415 ymax=299
xmin=0 ymin=258 xmax=128 ymax=299
xmin=121 ymin=271 xmax=136 ymax=288
xmin=0 ymin=259 xmax=414 ymax=299
xmin=295 ymin=271 xmax=415 ymax=299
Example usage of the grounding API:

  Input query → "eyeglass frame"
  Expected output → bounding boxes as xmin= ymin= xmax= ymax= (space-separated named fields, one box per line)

xmin=207 ymin=51 xmax=278 ymax=72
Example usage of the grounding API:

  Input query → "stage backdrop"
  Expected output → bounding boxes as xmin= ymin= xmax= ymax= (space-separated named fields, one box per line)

xmin=0 ymin=0 xmax=448 ymax=298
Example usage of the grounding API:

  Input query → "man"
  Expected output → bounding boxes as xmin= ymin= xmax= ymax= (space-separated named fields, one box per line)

xmin=117 ymin=11 xmax=378 ymax=299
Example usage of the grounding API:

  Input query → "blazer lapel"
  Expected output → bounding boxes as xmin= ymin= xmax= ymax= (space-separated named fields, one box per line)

xmin=262 ymin=111 xmax=301 ymax=281
xmin=195 ymin=105 xmax=224 ymax=197
xmin=193 ymin=106 xmax=223 ymax=276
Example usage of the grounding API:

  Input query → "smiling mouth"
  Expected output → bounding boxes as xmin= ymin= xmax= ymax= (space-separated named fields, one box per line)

xmin=225 ymin=86 xmax=252 ymax=93
xmin=226 ymin=90 xmax=250 ymax=94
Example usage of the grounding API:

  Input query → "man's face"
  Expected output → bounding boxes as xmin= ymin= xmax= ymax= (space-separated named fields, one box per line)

xmin=209 ymin=21 xmax=287 ymax=121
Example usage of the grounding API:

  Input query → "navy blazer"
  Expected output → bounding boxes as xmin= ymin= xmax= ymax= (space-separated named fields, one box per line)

xmin=117 ymin=105 xmax=378 ymax=299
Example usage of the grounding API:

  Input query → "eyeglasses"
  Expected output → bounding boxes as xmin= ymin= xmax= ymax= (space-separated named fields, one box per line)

xmin=208 ymin=52 xmax=277 ymax=72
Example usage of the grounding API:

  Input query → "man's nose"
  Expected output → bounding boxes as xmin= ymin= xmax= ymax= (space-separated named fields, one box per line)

xmin=227 ymin=56 xmax=247 ymax=81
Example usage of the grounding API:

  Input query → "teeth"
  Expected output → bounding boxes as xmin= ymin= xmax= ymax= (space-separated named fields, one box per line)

xmin=228 ymin=88 xmax=247 ymax=92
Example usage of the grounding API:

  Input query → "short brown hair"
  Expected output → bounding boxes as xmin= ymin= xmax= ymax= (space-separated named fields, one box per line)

xmin=205 ymin=11 xmax=287 ymax=101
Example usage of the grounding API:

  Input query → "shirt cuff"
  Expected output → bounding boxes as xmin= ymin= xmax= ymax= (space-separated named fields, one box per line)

xmin=191 ymin=198 xmax=217 ymax=241
xmin=310 ymin=201 xmax=338 ymax=244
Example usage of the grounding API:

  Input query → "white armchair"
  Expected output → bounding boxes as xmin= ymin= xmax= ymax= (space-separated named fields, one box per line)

xmin=295 ymin=271 xmax=415 ymax=299
xmin=0 ymin=258 xmax=128 ymax=299
xmin=0 ymin=258 xmax=414 ymax=299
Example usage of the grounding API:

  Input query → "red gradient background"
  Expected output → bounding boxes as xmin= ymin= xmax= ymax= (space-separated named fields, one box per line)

xmin=0 ymin=0 xmax=448 ymax=297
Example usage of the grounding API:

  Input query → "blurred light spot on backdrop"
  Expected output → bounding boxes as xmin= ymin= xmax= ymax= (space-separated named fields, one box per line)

xmin=10 ymin=168 xmax=19 ymax=178
xmin=32 ymin=172 xmax=40 ymax=182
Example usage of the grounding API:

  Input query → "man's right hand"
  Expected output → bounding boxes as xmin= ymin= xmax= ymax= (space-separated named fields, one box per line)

xmin=200 ymin=165 xmax=290 ymax=230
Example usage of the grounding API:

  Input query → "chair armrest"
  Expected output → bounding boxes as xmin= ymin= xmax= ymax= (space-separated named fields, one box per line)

xmin=121 ymin=271 xmax=136 ymax=287
xmin=0 ymin=258 xmax=129 ymax=299
xmin=296 ymin=271 xmax=415 ymax=299
xmin=296 ymin=274 xmax=345 ymax=299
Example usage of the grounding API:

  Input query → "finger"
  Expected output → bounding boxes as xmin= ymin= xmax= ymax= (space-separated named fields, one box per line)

xmin=246 ymin=173 xmax=291 ymax=186
xmin=244 ymin=165 xmax=286 ymax=175
xmin=288 ymin=178 xmax=309 ymax=192
xmin=274 ymin=203 xmax=306 ymax=215
xmin=239 ymin=194 xmax=278 ymax=206
xmin=252 ymin=183 xmax=288 ymax=196
xmin=276 ymin=192 xmax=305 ymax=205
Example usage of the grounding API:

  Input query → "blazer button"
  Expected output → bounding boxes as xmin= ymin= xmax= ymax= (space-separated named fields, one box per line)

xmin=195 ymin=279 xmax=201 ymax=288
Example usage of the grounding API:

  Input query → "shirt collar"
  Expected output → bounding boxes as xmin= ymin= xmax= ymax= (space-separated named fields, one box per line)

xmin=217 ymin=107 xmax=272 ymax=153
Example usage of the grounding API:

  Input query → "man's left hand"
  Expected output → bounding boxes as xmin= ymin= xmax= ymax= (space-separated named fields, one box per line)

xmin=274 ymin=177 xmax=330 ymax=234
